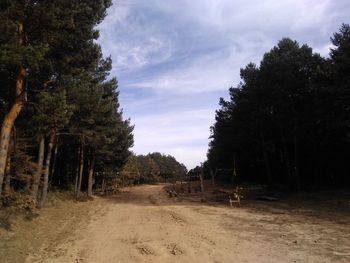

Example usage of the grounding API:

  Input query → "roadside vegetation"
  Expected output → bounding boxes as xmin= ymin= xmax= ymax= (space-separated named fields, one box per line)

xmin=120 ymin=153 xmax=187 ymax=186
xmin=206 ymin=24 xmax=350 ymax=190
xmin=0 ymin=1 xmax=133 ymax=211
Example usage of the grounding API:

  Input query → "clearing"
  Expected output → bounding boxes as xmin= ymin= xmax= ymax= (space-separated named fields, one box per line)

xmin=1 ymin=184 xmax=350 ymax=263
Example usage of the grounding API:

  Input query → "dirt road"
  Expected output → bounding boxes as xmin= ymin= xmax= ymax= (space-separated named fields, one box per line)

xmin=23 ymin=184 xmax=349 ymax=263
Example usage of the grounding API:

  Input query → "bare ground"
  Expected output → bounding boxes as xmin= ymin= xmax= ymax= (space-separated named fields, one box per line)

xmin=1 ymin=184 xmax=350 ymax=263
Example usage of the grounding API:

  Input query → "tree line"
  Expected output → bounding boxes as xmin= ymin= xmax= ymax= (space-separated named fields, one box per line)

xmin=207 ymin=24 xmax=350 ymax=190
xmin=0 ymin=1 xmax=134 ymax=207
xmin=120 ymin=152 xmax=187 ymax=185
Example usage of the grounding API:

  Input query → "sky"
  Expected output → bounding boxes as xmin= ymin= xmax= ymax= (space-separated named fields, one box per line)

xmin=97 ymin=0 xmax=349 ymax=169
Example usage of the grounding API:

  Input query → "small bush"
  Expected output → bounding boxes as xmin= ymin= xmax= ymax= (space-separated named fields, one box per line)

xmin=1 ymin=192 xmax=36 ymax=211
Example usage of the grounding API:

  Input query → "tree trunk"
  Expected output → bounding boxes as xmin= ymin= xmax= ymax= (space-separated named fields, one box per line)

xmin=261 ymin=133 xmax=272 ymax=185
xmin=293 ymin=118 xmax=301 ymax=189
xmin=39 ymin=132 xmax=56 ymax=208
xmin=49 ymin=140 xmax=59 ymax=186
xmin=232 ymin=154 xmax=237 ymax=185
xmin=74 ymin=147 xmax=80 ymax=195
xmin=76 ymin=146 xmax=84 ymax=198
xmin=210 ymin=169 xmax=215 ymax=187
xmin=32 ymin=137 xmax=45 ymax=198
xmin=4 ymin=150 xmax=12 ymax=195
xmin=0 ymin=66 xmax=26 ymax=197
xmin=280 ymin=128 xmax=292 ymax=186
xmin=137 ymin=172 xmax=141 ymax=185
xmin=101 ymin=179 xmax=106 ymax=194
xmin=199 ymin=168 xmax=204 ymax=193
xmin=3 ymin=129 xmax=14 ymax=195
xmin=87 ymin=156 xmax=94 ymax=197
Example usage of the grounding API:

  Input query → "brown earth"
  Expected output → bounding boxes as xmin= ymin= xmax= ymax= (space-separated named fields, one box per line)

xmin=1 ymin=184 xmax=350 ymax=263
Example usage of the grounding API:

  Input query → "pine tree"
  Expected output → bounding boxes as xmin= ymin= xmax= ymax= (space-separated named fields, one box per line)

xmin=0 ymin=0 xmax=113 ymax=198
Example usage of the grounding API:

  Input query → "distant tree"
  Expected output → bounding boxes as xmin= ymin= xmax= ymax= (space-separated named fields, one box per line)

xmin=120 ymin=153 xmax=186 ymax=185
xmin=148 ymin=152 xmax=187 ymax=182
xmin=120 ymin=155 xmax=141 ymax=185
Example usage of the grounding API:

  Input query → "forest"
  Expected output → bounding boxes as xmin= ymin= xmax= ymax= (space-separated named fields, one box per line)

xmin=206 ymin=24 xmax=350 ymax=189
xmin=0 ymin=1 xmax=123 ymax=207
xmin=0 ymin=1 xmax=188 ymax=211
xmin=1 ymin=1 xmax=349 ymax=263
xmin=0 ymin=1 xmax=349 ymax=213
xmin=120 ymin=152 xmax=187 ymax=185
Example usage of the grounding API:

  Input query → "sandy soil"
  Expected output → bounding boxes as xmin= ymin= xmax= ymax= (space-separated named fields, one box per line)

xmin=1 ymin=184 xmax=350 ymax=263
xmin=0 ymin=193 xmax=107 ymax=263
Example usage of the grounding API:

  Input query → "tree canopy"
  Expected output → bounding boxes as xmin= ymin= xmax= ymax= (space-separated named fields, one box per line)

xmin=207 ymin=24 xmax=350 ymax=189
xmin=120 ymin=153 xmax=187 ymax=185
xmin=0 ymin=0 xmax=134 ymax=206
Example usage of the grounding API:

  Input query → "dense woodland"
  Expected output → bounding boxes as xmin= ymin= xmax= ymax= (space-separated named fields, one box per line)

xmin=120 ymin=153 xmax=187 ymax=185
xmin=0 ymin=2 xmax=349 ymax=212
xmin=0 ymin=1 xmax=137 ymax=207
xmin=207 ymin=24 xmax=350 ymax=189
xmin=0 ymin=3 xmax=348 ymax=262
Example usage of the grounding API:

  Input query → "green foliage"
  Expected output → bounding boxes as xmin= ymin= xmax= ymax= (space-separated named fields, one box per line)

xmin=328 ymin=24 xmax=350 ymax=142
xmin=331 ymin=23 xmax=350 ymax=80
xmin=0 ymin=0 xmax=133 ymax=199
xmin=207 ymin=26 xmax=350 ymax=189
xmin=147 ymin=152 xmax=187 ymax=180
xmin=120 ymin=153 xmax=187 ymax=185
xmin=33 ymin=90 xmax=72 ymax=136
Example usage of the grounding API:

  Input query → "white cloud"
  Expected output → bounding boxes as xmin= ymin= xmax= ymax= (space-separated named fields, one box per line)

xmin=98 ymin=2 xmax=175 ymax=72
xmin=125 ymin=46 xmax=257 ymax=94
xmin=131 ymin=109 xmax=215 ymax=168
xmin=314 ymin=43 xmax=335 ymax=57
xmin=167 ymin=147 xmax=208 ymax=170
xmin=110 ymin=37 xmax=173 ymax=71
xmin=98 ymin=0 xmax=350 ymax=169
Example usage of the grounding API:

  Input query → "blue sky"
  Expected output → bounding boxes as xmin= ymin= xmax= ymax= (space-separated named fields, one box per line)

xmin=97 ymin=0 xmax=349 ymax=169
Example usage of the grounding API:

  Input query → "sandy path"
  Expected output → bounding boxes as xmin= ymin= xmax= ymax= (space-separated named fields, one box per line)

xmin=25 ymin=184 xmax=350 ymax=263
